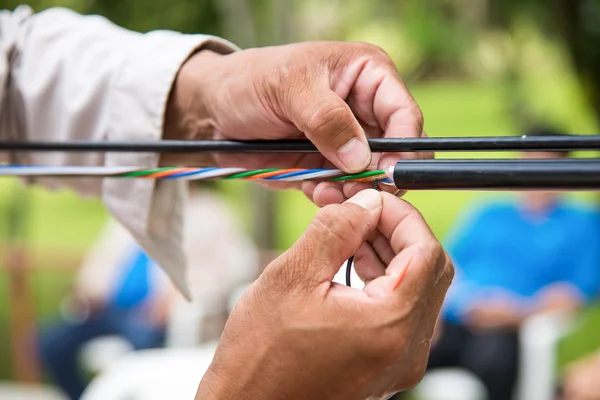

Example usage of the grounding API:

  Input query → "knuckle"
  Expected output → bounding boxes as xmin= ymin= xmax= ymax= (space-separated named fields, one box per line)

xmin=305 ymin=103 xmax=353 ymax=144
xmin=258 ymin=62 xmax=309 ymax=116
xmin=361 ymin=42 xmax=390 ymax=59
xmin=311 ymin=204 xmax=362 ymax=245
xmin=403 ymin=366 xmax=427 ymax=389
xmin=441 ymin=255 xmax=456 ymax=288
xmin=412 ymin=106 xmax=425 ymax=133
xmin=263 ymin=251 xmax=306 ymax=290
xmin=430 ymin=242 xmax=446 ymax=265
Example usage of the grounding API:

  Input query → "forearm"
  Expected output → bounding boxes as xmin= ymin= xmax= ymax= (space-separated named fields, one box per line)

xmin=162 ymin=49 xmax=223 ymax=167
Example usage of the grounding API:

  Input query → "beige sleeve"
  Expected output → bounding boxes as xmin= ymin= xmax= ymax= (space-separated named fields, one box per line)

xmin=0 ymin=6 xmax=238 ymax=298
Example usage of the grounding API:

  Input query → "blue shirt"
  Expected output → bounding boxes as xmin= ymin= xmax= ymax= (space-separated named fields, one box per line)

xmin=442 ymin=197 xmax=600 ymax=323
xmin=108 ymin=246 xmax=154 ymax=310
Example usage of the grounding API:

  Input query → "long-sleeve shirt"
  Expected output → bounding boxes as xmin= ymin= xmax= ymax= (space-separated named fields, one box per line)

xmin=442 ymin=197 xmax=600 ymax=323
xmin=0 ymin=5 xmax=238 ymax=298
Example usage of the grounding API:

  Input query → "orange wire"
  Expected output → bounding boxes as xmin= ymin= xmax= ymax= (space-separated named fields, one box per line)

xmin=245 ymin=169 xmax=302 ymax=180
xmin=147 ymin=168 xmax=193 ymax=179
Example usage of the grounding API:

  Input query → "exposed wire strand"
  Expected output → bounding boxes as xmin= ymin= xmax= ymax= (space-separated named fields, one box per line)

xmin=0 ymin=165 xmax=392 ymax=183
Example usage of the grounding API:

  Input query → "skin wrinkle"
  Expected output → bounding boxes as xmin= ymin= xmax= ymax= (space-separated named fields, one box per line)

xmin=354 ymin=241 xmax=386 ymax=283
xmin=368 ymin=64 xmax=388 ymax=131
xmin=390 ymin=215 xmax=432 ymax=254
xmin=330 ymin=54 xmax=371 ymax=102
xmin=311 ymin=204 xmax=373 ymax=259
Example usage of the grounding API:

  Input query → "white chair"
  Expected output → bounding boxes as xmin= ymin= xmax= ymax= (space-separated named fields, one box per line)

xmin=80 ymin=345 xmax=218 ymax=400
xmin=414 ymin=369 xmax=488 ymax=400
xmin=517 ymin=312 xmax=574 ymax=400
xmin=79 ymin=297 xmax=207 ymax=374
xmin=81 ymin=284 xmax=251 ymax=400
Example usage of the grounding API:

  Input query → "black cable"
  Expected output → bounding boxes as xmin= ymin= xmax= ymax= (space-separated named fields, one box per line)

xmin=3 ymin=136 xmax=600 ymax=153
xmin=391 ymin=158 xmax=600 ymax=190
xmin=345 ymin=181 xmax=380 ymax=288
xmin=345 ymin=256 xmax=354 ymax=287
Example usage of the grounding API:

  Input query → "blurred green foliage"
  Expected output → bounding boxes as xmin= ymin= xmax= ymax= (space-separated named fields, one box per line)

xmin=0 ymin=0 xmax=599 ymax=384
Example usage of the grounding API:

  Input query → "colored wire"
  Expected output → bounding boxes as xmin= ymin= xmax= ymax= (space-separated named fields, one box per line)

xmin=2 ymin=135 xmax=600 ymax=153
xmin=0 ymin=165 xmax=392 ymax=183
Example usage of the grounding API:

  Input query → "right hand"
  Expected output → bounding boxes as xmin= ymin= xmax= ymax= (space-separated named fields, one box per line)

xmin=196 ymin=190 xmax=454 ymax=399
xmin=464 ymin=299 xmax=524 ymax=331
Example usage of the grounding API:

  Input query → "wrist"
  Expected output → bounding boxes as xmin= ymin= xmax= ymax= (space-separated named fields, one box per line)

xmin=196 ymin=342 xmax=286 ymax=400
xmin=162 ymin=49 xmax=223 ymax=166
xmin=196 ymin=365 xmax=267 ymax=400
xmin=196 ymin=368 xmax=235 ymax=399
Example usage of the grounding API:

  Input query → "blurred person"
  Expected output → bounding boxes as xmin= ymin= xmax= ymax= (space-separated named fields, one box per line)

xmin=0 ymin=5 xmax=455 ymax=399
xmin=417 ymin=128 xmax=600 ymax=400
xmin=38 ymin=184 xmax=258 ymax=400
xmin=38 ymin=222 xmax=172 ymax=400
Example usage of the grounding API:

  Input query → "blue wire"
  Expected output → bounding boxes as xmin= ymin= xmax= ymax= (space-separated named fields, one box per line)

xmin=263 ymin=168 xmax=325 ymax=180
xmin=164 ymin=167 xmax=218 ymax=179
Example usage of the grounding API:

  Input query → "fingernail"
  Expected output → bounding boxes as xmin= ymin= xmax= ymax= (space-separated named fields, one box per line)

xmin=337 ymin=139 xmax=371 ymax=172
xmin=346 ymin=189 xmax=381 ymax=210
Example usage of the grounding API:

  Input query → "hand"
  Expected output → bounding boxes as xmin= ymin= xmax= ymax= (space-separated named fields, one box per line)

xmin=195 ymin=190 xmax=453 ymax=399
xmin=464 ymin=300 xmax=523 ymax=331
xmin=563 ymin=354 xmax=600 ymax=400
xmin=165 ymin=42 xmax=430 ymax=206
xmin=534 ymin=283 xmax=583 ymax=315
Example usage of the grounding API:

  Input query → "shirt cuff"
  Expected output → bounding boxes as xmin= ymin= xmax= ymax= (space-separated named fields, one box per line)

xmin=103 ymin=32 xmax=238 ymax=299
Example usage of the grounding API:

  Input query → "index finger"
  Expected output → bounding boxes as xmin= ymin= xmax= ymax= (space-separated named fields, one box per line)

xmin=345 ymin=56 xmax=427 ymax=168
xmin=377 ymin=192 xmax=437 ymax=253
xmin=373 ymin=74 xmax=429 ymax=170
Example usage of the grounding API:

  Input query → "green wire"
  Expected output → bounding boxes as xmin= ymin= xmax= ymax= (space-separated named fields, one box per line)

xmin=119 ymin=168 xmax=173 ymax=178
xmin=330 ymin=170 xmax=386 ymax=181
xmin=222 ymin=168 xmax=280 ymax=179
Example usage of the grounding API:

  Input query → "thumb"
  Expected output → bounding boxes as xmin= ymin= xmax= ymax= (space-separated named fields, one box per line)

xmin=288 ymin=84 xmax=371 ymax=173
xmin=271 ymin=190 xmax=382 ymax=289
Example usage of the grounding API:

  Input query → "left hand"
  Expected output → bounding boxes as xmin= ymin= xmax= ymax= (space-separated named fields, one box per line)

xmin=165 ymin=42 xmax=430 ymax=206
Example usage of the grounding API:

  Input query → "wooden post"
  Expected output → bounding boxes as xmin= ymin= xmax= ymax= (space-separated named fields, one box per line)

xmin=4 ymin=185 xmax=40 ymax=383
